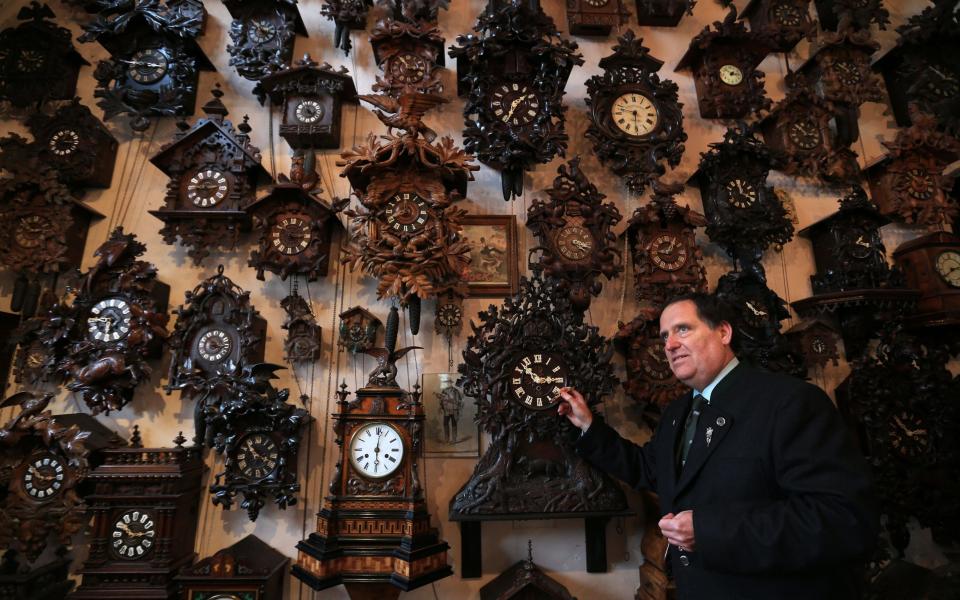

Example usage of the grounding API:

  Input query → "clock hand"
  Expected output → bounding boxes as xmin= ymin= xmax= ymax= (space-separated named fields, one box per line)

xmin=664 ymin=239 xmax=677 ymax=253
xmin=745 ymin=301 xmax=767 ymax=317
xmin=572 ymin=239 xmax=591 ymax=251
xmin=855 ymin=235 xmax=871 ymax=247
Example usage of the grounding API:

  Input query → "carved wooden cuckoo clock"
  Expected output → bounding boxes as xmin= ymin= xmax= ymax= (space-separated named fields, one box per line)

xmin=165 ymin=265 xmax=267 ymax=391
xmin=337 ymin=305 xmax=382 ymax=354
xmin=292 ymin=336 xmax=451 ymax=596
xmin=0 ymin=2 xmax=88 ymax=109
xmin=255 ymin=54 xmax=358 ymax=148
xmin=813 ymin=0 xmax=889 ymax=32
xmin=566 ymin=0 xmax=629 ymax=37
xmin=70 ymin=434 xmax=205 ymax=599
xmin=692 ymin=124 xmax=793 ymax=276
xmin=371 ymin=18 xmax=446 ymax=97
xmin=149 ymin=87 xmax=271 ymax=265
xmin=340 ymin=93 xmax=475 ymax=304
xmin=175 ymin=535 xmax=288 ymax=600
xmin=741 ymin=0 xmax=815 ymax=52
xmin=526 ymin=158 xmax=622 ymax=313
xmin=675 ymin=7 xmax=774 ymax=119
xmin=37 ymin=228 xmax=170 ymax=415
xmin=759 ymin=78 xmax=861 ymax=184
xmin=450 ymin=268 xmax=629 ymax=575
xmin=12 ymin=317 xmax=51 ymax=387
xmin=0 ymin=392 xmax=121 ymax=570
xmin=864 ymin=111 xmax=960 ymax=227
xmin=80 ymin=0 xmax=215 ymax=131
xmin=223 ymin=0 xmax=306 ymax=82
xmin=635 ymin=0 xmax=693 ymax=26
xmin=281 ymin=292 xmax=323 ymax=363
xmin=873 ymin=1 xmax=960 ymax=135
xmin=784 ymin=318 xmax=841 ymax=370
xmin=585 ymin=30 xmax=686 ymax=195
xmin=893 ymin=231 xmax=960 ymax=330
xmin=320 ymin=0 xmax=373 ymax=54
xmin=450 ymin=0 xmax=584 ymax=200
xmin=625 ymin=180 xmax=706 ymax=306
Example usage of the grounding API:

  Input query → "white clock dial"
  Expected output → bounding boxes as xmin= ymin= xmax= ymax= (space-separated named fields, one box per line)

xmin=87 ymin=298 xmax=132 ymax=342
xmin=610 ymin=93 xmax=659 ymax=137
xmin=349 ymin=422 xmax=404 ymax=479
xmin=295 ymin=100 xmax=324 ymax=124
xmin=936 ymin=250 xmax=960 ymax=287
xmin=110 ymin=509 xmax=156 ymax=560
xmin=719 ymin=64 xmax=744 ymax=86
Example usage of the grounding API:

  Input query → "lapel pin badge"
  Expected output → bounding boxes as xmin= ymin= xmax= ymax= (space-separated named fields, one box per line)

xmin=716 ymin=417 xmax=727 ymax=427
xmin=705 ymin=427 xmax=714 ymax=446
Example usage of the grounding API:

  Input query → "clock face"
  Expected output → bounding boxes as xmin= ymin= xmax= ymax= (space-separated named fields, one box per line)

xmin=295 ymin=99 xmax=325 ymax=124
xmin=846 ymin=230 xmax=874 ymax=260
xmin=556 ymin=225 xmax=594 ymax=261
xmin=719 ymin=64 xmax=744 ymax=86
xmin=896 ymin=167 xmax=937 ymax=200
xmin=186 ymin=169 xmax=229 ymax=207
xmin=723 ymin=178 xmax=757 ymax=208
xmin=786 ymin=119 xmax=822 ymax=150
xmin=247 ymin=18 xmax=277 ymax=44
xmin=111 ymin=509 xmax=156 ymax=560
xmin=87 ymin=297 xmax=132 ymax=342
xmin=236 ymin=433 xmax=279 ymax=481
xmin=889 ymin=411 xmax=929 ymax=460
xmin=640 ymin=341 xmax=672 ymax=381
xmin=647 ymin=233 xmax=687 ymax=272
xmin=920 ymin=66 xmax=959 ymax=100
xmin=48 ymin=129 xmax=80 ymax=157
xmin=742 ymin=299 xmax=769 ymax=329
xmin=509 ymin=352 xmax=569 ymax=411
xmin=490 ymin=83 xmax=540 ymax=127
xmin=14 ymin=214 xmax=50 ymax=249
xmin=385 ymin=192 xmax=429 ymax=234
xmin=126 ymin=49 xmax=169 ymax=85
xmin=349 ymin=422 xmax=405 ymax=479
xmin=610 ymin=93 xmax=659 ymax=137
xmin=196 ymin=327 xmax=235 ymax=364
xmin=271 ymin=216 xmax=312 ymax=255
xmin=771 ymin=2 xmax=803 ymax=26
xmin=811 ymin=336 xmax=827 ymax=354
xmin=834 ymin=60 xmax=862 ymax=86
xmin=935 ymin=250 xmax=960 ymax=288
xmin=21 ymin=453 xmax=65 ymax=501
xmin=16 ymin=49 xmax=44 ymax=73
xmin=389 ymin=52 xmax=428 ymax=84
xmin=437 ymin=303 xmax=462 ymax=328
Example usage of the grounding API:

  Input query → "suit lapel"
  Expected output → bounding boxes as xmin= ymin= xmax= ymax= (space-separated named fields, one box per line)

xmin=662 ymin=391 xmax=693 ymax=496
xmin=674 ymin=403 xmax=734 ymax=496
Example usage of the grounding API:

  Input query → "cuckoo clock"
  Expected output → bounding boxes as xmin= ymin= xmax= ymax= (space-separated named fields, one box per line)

xmin=255 ymin=54 xmax=358 ymax=148
xmin=224 ymin=0 xmax=307 ymax=81
xmin=70 ymin=435 xmax=204 ymax=599
xmin=615 ymin=309 xmax=686 ymax=429
xmin=435 ymin=292 xmax=463 ymax=340
xmin=872 ymin=1 xmax=960 ymax=135
xmin=813 ymin=0 xmax=889 ymax=32
xmin=175 ymin=535 xmax=287 ymax=600
xmin=675 ymin=7 xmax=774 ymax=119
xmin=320 ymin=0 xmax=372 ymax=54
xmin=625 ymin=180 xmax=706 ymax=306
xmin=792 ymin=187 xmax=917 ymax=359
xmin=39 ymin=228 xmax=170 ymax=414
xmin=149 ymin=87 xmax=271 ymax=265
xmin=715 ymin=269 xmax=807 ymax=378
xmin=292 ymin=334 xmax=451 ymax=596
xmin=480 ymin=542 xmax=576 ymax=600
xmin=450 ymin=269 xmax=629 ymax=576
xmin=566 ymin=0 xmax=630 ymax=36
xmin=246 ymin=169 xmax=345 ymax=282
xmin=864 ymin=112 xmax=960 ymax=227
xmin=12 ymin=317 xmax=51 ymax=387
xmin=893 ymin=231 xmax=960 ymax=329
xmin=0 ymin=392 xmax=121 ymax=568
xmin=0 ymin=2 xmax=88 ymax=108
xmin=794 ymin=25 xmax=884 ymax=143
xmin=525 ymin=158 xmax=623 ymax=313
xmin=338 ymin=305 xmax=382 ymax=353
xmin=760 ymin=79 xmax=860 ymax=184
xmin=635 ymin=0 xmax=693 ymax=26
xmin=692 ymin=124 xmax=793 ymax=276
xmin=450 ymin=0 xmax=584 ymax=200
xmin=26 ymin=99 xmax=118 ymax=189
xmin=741 ymin=0 xmax=815 ymax=52
xmin=165 ymin=265 xmax=267 ymax=391
xmin=784 ymin=318 xmax=842 ymax=369
xmin=585 ymin=31 xmax=686 ymax=195
xmin=371 ymin=19 xmax=445 ymax=97
xmin=281 ymin=292 xmax=323 ymax=362
xmin=80 ymin=0 xmax=215 ymax=131
xmin=340 ymin=94 xmax=476 ymax=304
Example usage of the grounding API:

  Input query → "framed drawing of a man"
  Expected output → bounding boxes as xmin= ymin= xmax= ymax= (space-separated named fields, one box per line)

xmin=459 ymin=214 xmax=519 ymax=297
xmin=422 ymin=372 xmax=479 ymax=457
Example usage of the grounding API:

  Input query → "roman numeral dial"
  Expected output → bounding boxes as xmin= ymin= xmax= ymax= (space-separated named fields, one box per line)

xmin=610 ymin=93 xmax=659 ymax=137
xmin=349 ymin=422 xmax=405 ymax=479
xmin=509 ymin=352 xmax=569 ymax=411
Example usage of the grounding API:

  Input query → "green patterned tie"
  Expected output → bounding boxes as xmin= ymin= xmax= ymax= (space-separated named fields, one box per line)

xmin=678 ymin=393 xmax=705 ymax=470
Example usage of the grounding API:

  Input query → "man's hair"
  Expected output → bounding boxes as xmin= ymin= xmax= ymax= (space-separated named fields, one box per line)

xmin=662 ymin=292 xmax=739 ymax=350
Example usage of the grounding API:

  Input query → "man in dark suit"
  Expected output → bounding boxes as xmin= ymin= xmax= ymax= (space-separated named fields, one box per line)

xmin=559 ymin=292 xmax=878 ymax=599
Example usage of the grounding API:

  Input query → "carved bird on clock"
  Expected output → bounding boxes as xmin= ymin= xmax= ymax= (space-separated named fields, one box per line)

xmin=362 ymin=344 xmax=423 ymax=387
xmin=357 ymin=93 xmax=447 ymax=142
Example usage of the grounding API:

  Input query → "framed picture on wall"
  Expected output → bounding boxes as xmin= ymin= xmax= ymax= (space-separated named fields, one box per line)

xmin=421 ymin=372 xmax=479 ymax=458
xmin=459 ymin=214 xmax=519 ymax=297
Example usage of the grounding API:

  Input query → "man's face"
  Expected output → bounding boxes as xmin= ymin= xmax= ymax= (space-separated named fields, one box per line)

xmin=659 ymin=300 xmax=735 ymax=391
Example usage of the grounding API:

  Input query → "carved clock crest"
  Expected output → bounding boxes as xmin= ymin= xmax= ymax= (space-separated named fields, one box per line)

xmin=585 ymin=31 xmax=686 ymax=195
xmin=450 ymin=0 xmax=584 ymax=200
xmin=371 ymin=18 xmax=446 ymax=97
xmin=149 ymin=87 xmax=271 ymax=265
xmin=320 ymin=0 xmax=373 ymax=54
xmin=526 ymin=157 xmax=623 ymax=313
xmin=741 ymin=0 xmax=816 ymax=52
xmin=223 ymin=0 xmax=307 ymax=81
xmin=675 ymin=7 xmax=774 ymax=119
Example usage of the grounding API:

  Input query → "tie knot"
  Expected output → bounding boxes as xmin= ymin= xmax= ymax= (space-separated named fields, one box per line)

xmin=691 ymin=393 xmax=705 ymax=410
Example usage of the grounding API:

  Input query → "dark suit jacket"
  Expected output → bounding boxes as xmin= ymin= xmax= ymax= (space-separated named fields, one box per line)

xmin=577 ymin=364 xmax=878 ymax=600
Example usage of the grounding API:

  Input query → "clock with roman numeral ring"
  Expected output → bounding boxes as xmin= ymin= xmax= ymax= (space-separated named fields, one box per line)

xmin=186 ymin=168 xmax=230 ymax=208
xmin=271 ymin=216 xmax=312 ymax=255
xmin=509 ymin=352 xmax=569 ymax=410
xmin=20 ymin=452 xmax=65 ymax=501
xmin=349 ymin=422 xmax=405 ymax=479
xmin=385 ymin=192 xmax=428 ymax=234
xmin=490 ymin=82 xmax=541 ymax=127
xmin=611 ymin=93 xmax=659 ymax=137
xmin=87 ymin=297 xmax=132 ymax=342
xmin=110 ymin=509 xmax=157 ymax=560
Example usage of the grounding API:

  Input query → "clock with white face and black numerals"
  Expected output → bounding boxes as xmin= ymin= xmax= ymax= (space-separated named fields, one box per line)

xmin=20 ymin=452 xmax=65 ymax=501
xmin=110 ymin=509 xmax=157 ymax=560
xmin=509 ymin=352 xmax=569 ymax=411
xmin=349 ymin=422 xmax=405 ymax=479
xmin=87 ymin=298 xmax=132 ymax=343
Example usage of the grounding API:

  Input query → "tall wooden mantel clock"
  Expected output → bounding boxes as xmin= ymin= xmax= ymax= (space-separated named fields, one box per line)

xmin=292 ymin=335 xmax=451 ymax=599
xmin=450 ymin=267 xmax=630 ymax=577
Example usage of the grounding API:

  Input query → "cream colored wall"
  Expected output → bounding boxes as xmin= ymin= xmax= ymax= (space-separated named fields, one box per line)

xmin=0 ymin=0 xmax=946 ymax=597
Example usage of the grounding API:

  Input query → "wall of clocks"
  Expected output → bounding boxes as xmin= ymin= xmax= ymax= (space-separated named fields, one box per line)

xmin=0 ymin=0 xmax=956 ymax=598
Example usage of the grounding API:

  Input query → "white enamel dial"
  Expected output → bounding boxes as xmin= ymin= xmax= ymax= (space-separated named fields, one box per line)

xmin=349 ymin=422 xmax=404 ymax=479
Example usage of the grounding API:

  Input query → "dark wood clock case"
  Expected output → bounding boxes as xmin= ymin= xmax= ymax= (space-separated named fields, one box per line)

xmin=223 ymin=0 xmax=307 ymax=81
xmin=175 ymin=535 xmax=287 ymax=600
xmin=337 ymin=305 xmax=382 ymax=354
xmin=282 ymin=292 xmax=323 ymax=363
xmin=320 ymin=0 xmax=373 ymax=55
xmin=26 ymin=98 xmax=119 ymax=189
xmin=634 ymin=0 xmax=693 ymax=26
xmin=813 ymin=0 xmax=889 ymax=32
xmin=741 ymin=0 xmax=816 ymax=52
xmin=566 ymin=0 xmax=630 ymax=37
xmin=783 ymin=317 xmax=842 ymax=369
xmin=370 ymin=19 xmax=446 ymax=97
xmin=893 ymin=231 xmax=960 ymax=328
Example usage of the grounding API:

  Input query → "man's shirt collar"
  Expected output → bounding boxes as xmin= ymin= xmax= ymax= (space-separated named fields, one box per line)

xmin=694 ymin=357 xmax=739 ymax=404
